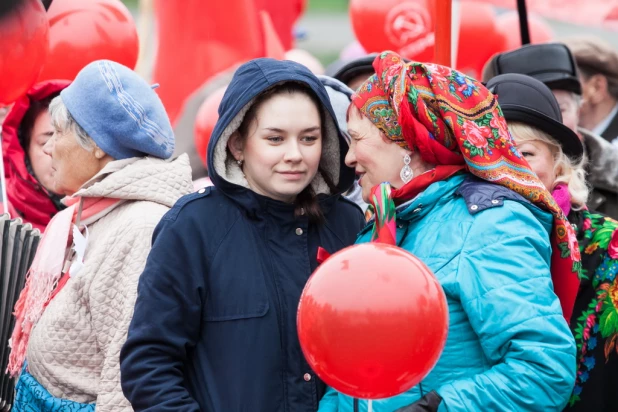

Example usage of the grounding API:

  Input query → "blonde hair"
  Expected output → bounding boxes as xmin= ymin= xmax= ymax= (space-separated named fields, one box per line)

xmin=508 ymin=122 xmax=589 ymax=210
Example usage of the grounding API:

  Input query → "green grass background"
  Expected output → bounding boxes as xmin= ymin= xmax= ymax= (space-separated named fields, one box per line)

xmin=121 ymin=0 xmax=349 ymax=13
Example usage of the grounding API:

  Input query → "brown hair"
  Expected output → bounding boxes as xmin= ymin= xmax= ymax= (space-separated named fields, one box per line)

xmin=18 ymin=94 xmax=58 ymax=150
xmin=235 ymin=82 xmax=337 ymax=224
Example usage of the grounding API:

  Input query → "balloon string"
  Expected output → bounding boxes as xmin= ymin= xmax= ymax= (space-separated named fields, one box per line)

xmin=368 ymin=399 xmax=373 ymax=412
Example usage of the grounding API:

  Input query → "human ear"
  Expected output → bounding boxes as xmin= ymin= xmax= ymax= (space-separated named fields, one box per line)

xmin=228 ymin=131 xmax=244 ymax=162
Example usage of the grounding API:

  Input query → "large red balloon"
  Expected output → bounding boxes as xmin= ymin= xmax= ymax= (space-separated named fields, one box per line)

xmin=496 ymin=11 xmax=554 ymax=52
xmin=456 ymin=2 xmax=506 ymax=80
xmin=153 ymin=0 xmax=263 ymax=125
xmin=298 ymin=243 xmax=448 ymax=400
xmin=0 ymin=0 xmax=49 ymax=104
xmin=350 ymin=0 xmax=435 ymax=62
xmin=37 ymin=0 xmax=138 ymax=82
xmin=195 ymin=86 xmax=227 ymax=168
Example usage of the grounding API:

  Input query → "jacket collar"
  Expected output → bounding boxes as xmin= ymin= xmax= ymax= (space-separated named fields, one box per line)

xmin=70 ymin=154 xmax=193 ymax=208
xmin=359 ymin=173 xmax=544 ymax=237
xmin=358 ymin=174 xmax=466 ymax=237
xmin=397 ymin=174 xmax=467 ymax=222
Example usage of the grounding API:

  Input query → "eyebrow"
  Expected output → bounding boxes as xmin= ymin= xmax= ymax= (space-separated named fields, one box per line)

xmin=264 ymin=126 xmax=320 ymax=133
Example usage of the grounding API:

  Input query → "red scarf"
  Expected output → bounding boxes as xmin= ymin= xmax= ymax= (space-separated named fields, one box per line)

xmin=392 ymin=165 xmax=465 ymax=204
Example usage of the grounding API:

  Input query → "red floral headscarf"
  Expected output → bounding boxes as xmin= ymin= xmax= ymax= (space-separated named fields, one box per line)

xmin=353 ymin=51 xmax=581 ymax=322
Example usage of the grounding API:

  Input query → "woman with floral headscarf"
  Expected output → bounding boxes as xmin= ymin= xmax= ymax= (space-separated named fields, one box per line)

xmin=318 ymin=51 xmax=578 ymax=412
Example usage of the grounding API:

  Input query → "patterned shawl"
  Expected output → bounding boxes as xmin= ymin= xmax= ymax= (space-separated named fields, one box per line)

xmin=354 ymin=51 xmax=581 ymax=322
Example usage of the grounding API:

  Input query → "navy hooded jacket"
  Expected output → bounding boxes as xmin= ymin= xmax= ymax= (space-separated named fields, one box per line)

xmin=120 ymin=59 xmax=366 ymax=412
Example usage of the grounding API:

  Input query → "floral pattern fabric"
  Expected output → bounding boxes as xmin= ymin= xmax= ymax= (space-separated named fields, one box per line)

xmin=567 ymin=209 xmax=618 ymax=411
xmin=352 ymin=51 xmax=581 ymax=321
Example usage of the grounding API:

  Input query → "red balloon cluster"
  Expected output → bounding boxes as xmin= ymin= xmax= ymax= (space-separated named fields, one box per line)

xmin=38 ymin=0 xmax=139 ymax=82
xmin=195 ymin=87 xmax=227 ymax=168
xmin=297 ymin=243 xmax=448 ymax=400
xmin=350 ymin=0 xmax=554 ymax=80
xmin=0 ymin=0 xmax=49 ymax=105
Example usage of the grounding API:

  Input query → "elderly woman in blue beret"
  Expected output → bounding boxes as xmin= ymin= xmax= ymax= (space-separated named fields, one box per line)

xmin=7 ymin=60 xmax=193 ymax=412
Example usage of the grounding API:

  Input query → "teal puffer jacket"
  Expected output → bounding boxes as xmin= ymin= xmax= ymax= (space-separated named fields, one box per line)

xmin=318 ymin=173 xmax=576 ymax=412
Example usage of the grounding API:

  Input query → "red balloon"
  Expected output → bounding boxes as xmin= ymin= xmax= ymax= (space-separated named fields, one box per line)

xmin=297 ymin=243 xmax=448 ymax=400
xmin=350 ymin=0 xmax=435 ymax=62
xmin=496 ymin=11 xmax=554 ymax=52
xmin=153 ymin=0 xmax=263 ymax=124
xmin=253 ymin=0 xmax=306 ymax=50
xmin=37 ymin=0 xmax=138 ymax=82
xmin=195 ymin=86 xmax=227 ymax=168
xmin=0 ymin=0 xmax=49 ymax=104
xmin=456 ymin=2 xmax=506 ymax=80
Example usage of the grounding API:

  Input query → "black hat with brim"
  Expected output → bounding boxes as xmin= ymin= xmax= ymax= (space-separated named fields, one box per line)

xmin=330 ymin=54 xmax=379 ymax=85
xmin=486 ymin=73 xmax=584 ymax=160
xmin=491 ymin=43 xmax=582 ymax=95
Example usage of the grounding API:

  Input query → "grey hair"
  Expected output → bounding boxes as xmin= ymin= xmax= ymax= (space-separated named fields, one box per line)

xmin=49 ymin=96 xmax=96 ymax=151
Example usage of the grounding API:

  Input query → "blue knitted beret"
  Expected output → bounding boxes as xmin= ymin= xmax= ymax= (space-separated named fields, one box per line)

xmin=60 ymin=60 xmax=174 ymax=160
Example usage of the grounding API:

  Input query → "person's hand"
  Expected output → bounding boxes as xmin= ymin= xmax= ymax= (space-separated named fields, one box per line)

xmin=393 ymin=391 xmax=442 ymax=412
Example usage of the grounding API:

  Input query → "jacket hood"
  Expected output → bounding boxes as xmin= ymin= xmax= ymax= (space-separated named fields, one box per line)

xmin=206 ymin=58 xmax=355 ymax=202
xmin=72 ymin=153 xmax=194 ymax=208
xmin=3 ymin=80 xmax=71 ymax=179
xmin=318 ymin=75 xmax=354 ymax=144
xmin=2 ymin=80 xmax=71 ymax=230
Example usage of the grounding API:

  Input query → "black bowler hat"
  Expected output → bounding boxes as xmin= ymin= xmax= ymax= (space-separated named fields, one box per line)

xmin=489 ymin=43 xmax=582 ymax=95
xmin=329 ymin=54 xmax=379 ymax=86
xmin=486 ymin=73 xmax=584 ymax=160
xmin=330 ymin=54 xmax=412 ymax=87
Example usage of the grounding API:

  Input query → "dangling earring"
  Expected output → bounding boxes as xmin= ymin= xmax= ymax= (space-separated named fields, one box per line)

xmin=237 ymin=159 xmax=243 ymax=167
xmin=400 ymin=154 xmax=413 ymax=184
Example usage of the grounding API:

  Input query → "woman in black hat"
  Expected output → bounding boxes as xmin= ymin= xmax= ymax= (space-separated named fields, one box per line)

xmin=488 ymin=73 xmax=618 ymax=412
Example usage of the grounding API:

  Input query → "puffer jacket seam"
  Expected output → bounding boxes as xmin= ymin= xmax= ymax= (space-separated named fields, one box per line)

xmin=465 ymin=275 xmax=552 ymax=303
xmin=429 ymin=252 xmax=462 ymax=278
xmin=482 ymin=313 xmax=575 ymax=350
xmin=487 ymin=323 xmax=576 ymax=409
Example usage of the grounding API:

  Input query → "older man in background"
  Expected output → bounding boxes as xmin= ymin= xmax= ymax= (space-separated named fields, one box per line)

xmin=562 ymin=36 xmax=618 ymax=145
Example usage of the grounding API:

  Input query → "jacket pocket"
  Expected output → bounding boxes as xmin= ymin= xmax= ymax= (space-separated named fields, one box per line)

xmin=202 ymin=265 xmax=270 ymax=322
xmin=203 ymin=299 xmax=269 ymax=322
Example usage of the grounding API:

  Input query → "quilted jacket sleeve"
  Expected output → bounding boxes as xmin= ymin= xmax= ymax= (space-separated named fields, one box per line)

xmin=120 ymin=215 xmax=203 ymax=411
xmin=436 ymin=203 xmax=577 ymax=412
xmin=89 ymin=223 xmax=158 ymax=412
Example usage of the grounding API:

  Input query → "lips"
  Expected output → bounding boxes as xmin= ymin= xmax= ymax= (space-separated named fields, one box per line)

xmin=277 ymin=171 xmax=306 ymax=181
